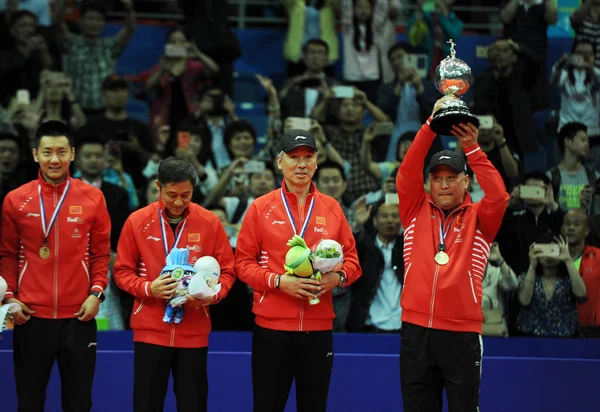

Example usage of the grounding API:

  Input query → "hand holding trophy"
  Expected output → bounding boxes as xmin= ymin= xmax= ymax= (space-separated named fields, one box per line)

xmin=429 ymin=39 xmax=480 ymax=135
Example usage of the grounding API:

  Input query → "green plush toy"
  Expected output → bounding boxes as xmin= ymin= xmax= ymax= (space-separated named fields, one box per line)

xmin=284 ymin=235 xmax=319 ymax=280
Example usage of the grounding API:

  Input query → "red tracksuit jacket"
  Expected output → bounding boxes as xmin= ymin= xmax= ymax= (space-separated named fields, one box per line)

xmin=235 ymin=183 xmax=362 ymax=331
xmin=0 ymin=173 xmax=111 ymax=318
xmin=397 ymin=120 xmax=509 ymax=334
xmin=114 ymin=200 xmax=236 ymax=348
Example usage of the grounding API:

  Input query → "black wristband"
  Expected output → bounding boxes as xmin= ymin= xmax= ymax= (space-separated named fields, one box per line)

xmin=275 ymin=275 xmax=281 ymax=289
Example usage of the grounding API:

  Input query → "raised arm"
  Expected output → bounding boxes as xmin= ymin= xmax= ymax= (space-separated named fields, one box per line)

xmin=544 ymin=0 xmax=558 ymax=25
xmin=571 ymin=0 xmax=593 ymax=28
xmin=500 ymin=0 xmax=519 ymax=24
xmin=114 ymin=0 xmax=137 ymax=52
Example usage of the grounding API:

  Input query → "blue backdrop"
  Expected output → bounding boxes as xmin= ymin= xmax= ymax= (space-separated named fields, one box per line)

xmin=0 ymin=331 xmax=599 ymax=411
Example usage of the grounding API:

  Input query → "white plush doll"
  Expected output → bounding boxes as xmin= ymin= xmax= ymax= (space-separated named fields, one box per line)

xmin=0 ymin=276 xmax=22 ymax=331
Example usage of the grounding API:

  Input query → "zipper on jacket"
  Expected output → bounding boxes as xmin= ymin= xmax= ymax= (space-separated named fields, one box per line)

xmin=428 ymin=265 xmax=440 ymax=328
xmin=170 ymin=323 xmax=176 ymax=347
xmin=133 ymin=302 xmax=144 ymax=314
xmin=468 ymin=270 xmax=478 ymax=304
xmin=299 ymin=299 xmax=305 ymax=331
xmin=53 ymin=186 xmax=59 ymax=319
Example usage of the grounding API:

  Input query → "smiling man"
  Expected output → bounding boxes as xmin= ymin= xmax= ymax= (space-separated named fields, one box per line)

xmin=114 ymin=156 xmax=236 ymax=412
xmin=396 ymin=95 xmax=509 ymax=412
xmin=0 ymin=120 xmax=111 ymax=411
xmin=236 ymin=129 xmax=361 ymax=412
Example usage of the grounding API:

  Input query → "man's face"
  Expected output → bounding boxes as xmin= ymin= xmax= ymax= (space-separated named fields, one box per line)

xmin=338 ymin=98 xmax=365 ymax=124
xmin=489 ymin=41 xmax=517 ymax=71
xmin=316 ymin=167 xmax=347 ymax=201
xmin=45 ymin=77 xmax=67 ymax=103
xmin=429 ymin=165 xmax=468 ymax=210
xmin=574 ymin=43 xmax=595 ymax=68
xmin=389 ymin=48 xmax=407 ymax=75
xmin=156 ymin=180 xmax=193 ymax=218
xmin=103 ymin=88 xmax=129 ymax=110
xmin=354 ymin=0 xmax=372 ymax=22
xmin=33 ymin=136 xmax=75 ymax=183
xmin=81 ymin=10 xmax=106 ymax=38
xmin=77 ymin=143 xmax=105 ymax=178
xmin=248 ymin=169 xmax=276 ymax=198
xmin=229 ymin=131 xmax=255 ymax=159
xmin=374 ymin=203 xmax=401 ymax=238
xmin=303 ymin=44 xmax=328 ymax=71
xmin=277 ymin=146 xmax=318 ymax=187
xmin=0 ymin=139 xmax=19 ymax=175
xmin=561 ymin=210 xmax=589 ymax=245
xmin=565 ymin=131 xmax=590 ymax=159
xmin=10 ymin=15 xmax=36 ymax=43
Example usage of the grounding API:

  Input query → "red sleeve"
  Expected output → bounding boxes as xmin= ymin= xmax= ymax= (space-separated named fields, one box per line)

xmin=114 ymin=217 xmax=153 ymax=298
xmin=463 ymin=144 xmax=510 ymax=239
xmin=335 ymin=204 xmax=362 ymax=286
xmin=397 ymin=119 xmax=435 ymax=223
xmin=235 ymin=202 xmax=280 ymax=292
xmin=0 ymin=194 xmax=19 ymax=299
xmin=208 ymin=217 xmax=236 ymax=303
xmin=89 ymin=194 xmax=111 ymax=292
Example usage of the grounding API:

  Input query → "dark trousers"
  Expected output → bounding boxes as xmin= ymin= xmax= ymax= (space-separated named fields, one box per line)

xmin=400 ymin=322 xmax=482 ymax=412
xmin=13 ymin=317 xmax=97 ymax=412
xmin=133 ymin=342 xmax=208 ymax=412
xmin=252 ymin=326 xmax=334 ymax=412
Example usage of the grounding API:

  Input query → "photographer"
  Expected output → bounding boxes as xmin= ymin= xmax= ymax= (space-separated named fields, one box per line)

xmin=146 ymin=27 xmax=219 ymax=131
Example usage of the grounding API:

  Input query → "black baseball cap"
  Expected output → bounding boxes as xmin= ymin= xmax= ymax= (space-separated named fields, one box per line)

xmin=279 ymin=129 xmax=318 ymax=153
xmin=427 ymin=150 xmax=467 ymax=174
xmin=102 ymin=74 xmax=128 ymax=90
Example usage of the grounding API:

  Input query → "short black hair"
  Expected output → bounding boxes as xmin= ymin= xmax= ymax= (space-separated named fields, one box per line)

xmin=571 ymin=39 xmax=595 ymax=56
xmin=75 ymin=135 xmax=105 ymax=151
xmin=557 ymin=122 xmax=587 ymax=154
xmin=9 ymin=10 xmax=37 ymax=27
xmin=314 ymin=161 xmax=346 ymax=182
xmin=0 ymin=132 xmax=21 ymax=146
xmin=303 ymin=38 xmax=329 ymax=54
xmin=80 ymin=1 xmax=107 ymax=18
xmin=523 ymin=171 xmax=552 ymax=187
xmin=35 ymin=120 xmax=74 ymax=148
xmin=223 ymin=120 xmax=257 ymax=150
xmin=387 ymin=42 xmax=413 ymax=61
xmin=157 ymin=156 xmax=197 ymax=186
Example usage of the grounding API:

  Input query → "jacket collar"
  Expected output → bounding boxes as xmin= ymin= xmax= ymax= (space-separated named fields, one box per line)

xmin=280 ymin=181 xmax=317 ymax=205
xmin=37 ymin=170 xmax=71 ymax=194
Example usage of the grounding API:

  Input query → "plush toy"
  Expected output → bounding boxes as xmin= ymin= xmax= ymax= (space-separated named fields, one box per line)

xmin=189 ymin=256 xmax=221 ymax=298
xmin=284 ymin=235 xmax=315 ymax=277
xmin=0 ymin=276 xmax=22 ymax=332
xmin=161 ymin=248 xmax=196 ymax=324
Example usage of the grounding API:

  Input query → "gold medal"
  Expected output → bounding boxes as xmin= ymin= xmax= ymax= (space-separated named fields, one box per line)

xmin=434 ymin=251 xmax=449 ymax=266
xmin=39 ymin=246 xmax=50 ymax=260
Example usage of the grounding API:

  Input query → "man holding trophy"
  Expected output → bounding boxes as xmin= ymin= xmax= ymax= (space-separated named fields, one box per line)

xmin=396 ymin=41 xmax=509 ymax=411
xmin=235 ymin=129 xmax=361 ymax=412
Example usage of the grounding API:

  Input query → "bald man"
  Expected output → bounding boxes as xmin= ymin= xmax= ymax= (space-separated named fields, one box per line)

xmin=561 ymin=209 xmax=600 ymax=337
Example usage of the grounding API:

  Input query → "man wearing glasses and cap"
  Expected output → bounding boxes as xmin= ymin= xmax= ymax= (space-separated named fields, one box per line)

xmin=396 ymin=96 xmax=509 ymax=412
xmin=235 ymin=129 xmax=361 ymax=412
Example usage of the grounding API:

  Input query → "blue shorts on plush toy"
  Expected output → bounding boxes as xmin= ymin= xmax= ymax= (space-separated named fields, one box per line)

xmin=160 ymin=249 xmax=197 ymax=324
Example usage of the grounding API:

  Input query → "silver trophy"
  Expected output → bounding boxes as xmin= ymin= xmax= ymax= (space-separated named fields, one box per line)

xmin=429 ymin=39 xmax=479 ymax=135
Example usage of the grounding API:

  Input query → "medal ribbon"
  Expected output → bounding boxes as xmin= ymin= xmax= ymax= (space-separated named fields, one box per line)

xmin=159 ymin=209 xmax=187 ymax=257
xmin=438 ymin=216 xmax=456 ymax=252
xmin=38 ymin=180 xmax=71 ymax=243
xmin=280 ymin=188 xmax=315 ymax=238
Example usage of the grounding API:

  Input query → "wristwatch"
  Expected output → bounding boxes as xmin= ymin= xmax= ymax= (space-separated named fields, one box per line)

xmin=91 ymin=291 xmax=105 ymax=303
xmin=337 ymin=272 xmax=348 ymax=288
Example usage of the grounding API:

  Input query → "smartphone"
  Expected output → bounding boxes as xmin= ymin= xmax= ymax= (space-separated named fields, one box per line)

xmin=244 ymin=160 xmax=266 ymax=174
xmin=403 ymin=54 xmax=428 ymax=78
xmin=373 ymin=122 xmax=395 ymax=136
xmin=165 ymin=44 xmax=187 ymax=58
xmin=177 ymin=131 xmax=191 ymax=150
xmin=535 ymin=244 xmax=560 ymax=258
xmin=332 ymin=86 xmax=355 ymax=99
xmin=299 ymin=77 xmax=323 ymax=89
xmin=520 ymin=185 xmax=545 ymax=200
xmin=477 ymin=115 xmax=494 ymax=130
xmin=385 ymin=193 xmax=399 ymax=205
xmin=287 ymin=117 xmax=312 ymax=131
xmin=16 ymin=89 xmax=30 ymax=106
